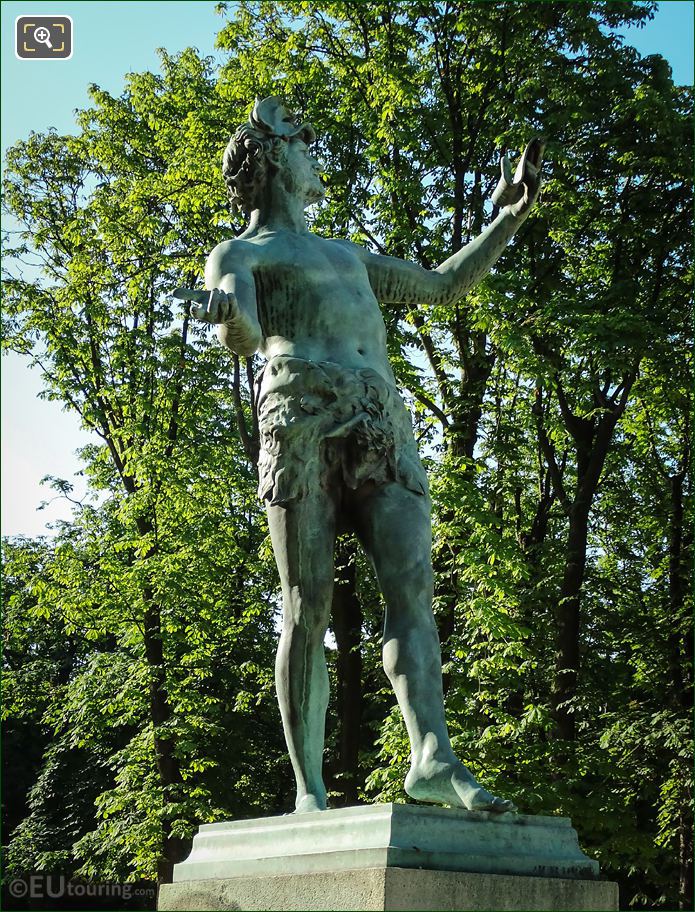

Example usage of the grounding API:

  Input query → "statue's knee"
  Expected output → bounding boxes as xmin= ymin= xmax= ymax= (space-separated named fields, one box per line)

xmin=382 ymin=636 xmax=401 ymax=680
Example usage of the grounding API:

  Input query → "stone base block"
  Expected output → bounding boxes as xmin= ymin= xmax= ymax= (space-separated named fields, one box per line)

xmin=159 ymin=805 xmax=617 ymax=911
xmin=168 ymin=804 xmax=599 ymax=881
xmin=158 ymin=866 xmax=619 ymax=911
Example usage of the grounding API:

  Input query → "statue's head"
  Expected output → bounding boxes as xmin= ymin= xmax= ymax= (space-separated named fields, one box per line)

xmin=223 ymin=97 xmax=323 ymax=215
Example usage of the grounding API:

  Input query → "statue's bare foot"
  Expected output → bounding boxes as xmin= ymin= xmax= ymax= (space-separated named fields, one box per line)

xmin=294 ymin=793 xmax=327 ymax=814
xmin=405 ymin=760 xmax=516 ymax=813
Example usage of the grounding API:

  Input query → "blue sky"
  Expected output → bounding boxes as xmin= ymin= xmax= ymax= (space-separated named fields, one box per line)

xmin=1 ymin=1 xmax=225 ymax=151
xmin=2 ymin=0 xmax=693 ymax=151
xmin=2 ymin=0 xmax=694 ymax=537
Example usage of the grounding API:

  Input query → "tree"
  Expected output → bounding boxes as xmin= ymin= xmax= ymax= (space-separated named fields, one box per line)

xmin=3 ymin=50 xmax=283 ymax=883
xmin=2 ymin=536 xmax=102 ymax=880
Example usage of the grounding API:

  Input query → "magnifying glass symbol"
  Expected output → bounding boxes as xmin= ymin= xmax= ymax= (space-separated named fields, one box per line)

xmin=33 ymin=26 xmax=53 ymax=49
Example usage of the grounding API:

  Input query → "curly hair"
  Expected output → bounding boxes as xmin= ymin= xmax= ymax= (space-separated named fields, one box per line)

xmin=222 ymin=97 xmax=315 ymax=215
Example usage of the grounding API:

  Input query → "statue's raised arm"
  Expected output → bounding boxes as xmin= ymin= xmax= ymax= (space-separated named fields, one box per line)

xmin=355 ymin=138 xmax=544 ymax=306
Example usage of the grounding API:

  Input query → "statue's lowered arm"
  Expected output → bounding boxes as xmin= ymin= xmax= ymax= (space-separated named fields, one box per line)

xmin=173 ymin=244 xmax=262 ymax=356
xmin=360 ymin=138 xmax=544 ymax=306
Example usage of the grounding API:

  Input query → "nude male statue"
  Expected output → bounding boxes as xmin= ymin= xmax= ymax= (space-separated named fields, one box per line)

xmin=175 ymin=97 xmax=543 ymax=815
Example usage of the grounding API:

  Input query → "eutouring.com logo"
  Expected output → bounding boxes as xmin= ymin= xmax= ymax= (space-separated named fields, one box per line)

xmin=7 ymin=874 xmax=155 ymax=903
xmin=15 ymin=15 xmax=73 ymax=59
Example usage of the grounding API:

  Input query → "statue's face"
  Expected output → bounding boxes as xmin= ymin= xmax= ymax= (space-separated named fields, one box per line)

xmin=279 ymin=139 xmax=325 ymax=207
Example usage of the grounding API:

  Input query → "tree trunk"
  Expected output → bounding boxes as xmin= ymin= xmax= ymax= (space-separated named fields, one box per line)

xmin=667 ymin=474 xmax=691 ymax=708
xmin=135 ymin=513 xmax=190 ymax=883
xmin=437 ymin=361 xmax=496 ymax=690
xmin=545 ymin=374 xmax=635 ymax=743
xmin=448 ymin=337 xmax=496 ymax=460
xmin=666 ymin=473 xmax=694 ymax=909
xmin=507 ymin=474 xmax=556 ymax=718
xmin=678 ymin=811 xmax=694 ymax=912
xmin=551 ymin=498 xmax=590 ymax=741
xmin=142 ymin=592 xmax=191 ymax=883
xmin=331 ymin=538 xmax=363 ymax=805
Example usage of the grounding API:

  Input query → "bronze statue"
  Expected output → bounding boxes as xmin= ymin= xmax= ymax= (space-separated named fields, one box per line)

xmin=176 ymin=97 xmax=543 ymax=815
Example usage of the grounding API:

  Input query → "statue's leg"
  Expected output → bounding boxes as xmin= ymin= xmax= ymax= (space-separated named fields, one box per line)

xmin=267 ymin=490 xmax=338 ymax=814
xmin=352 ymin=482 xmax=515 ymax=813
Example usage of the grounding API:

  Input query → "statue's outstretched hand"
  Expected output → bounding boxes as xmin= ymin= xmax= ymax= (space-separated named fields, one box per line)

xmin=173 ymin=287 xmax=239 ymax=324
xmin=492 ymin=138 xmax=545 ymax=218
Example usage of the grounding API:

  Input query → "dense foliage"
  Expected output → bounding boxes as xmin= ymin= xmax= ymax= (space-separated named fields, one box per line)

xmin=2 ymin=2 xmax=692 ymax=910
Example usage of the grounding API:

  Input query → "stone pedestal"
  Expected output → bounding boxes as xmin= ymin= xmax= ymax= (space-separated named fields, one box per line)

xmin=158 ymin=804 xmax=618 ymax=912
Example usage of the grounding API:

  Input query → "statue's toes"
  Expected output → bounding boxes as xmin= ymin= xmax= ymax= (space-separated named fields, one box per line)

xmin=467 ymin=789 xmax=516 ymax=813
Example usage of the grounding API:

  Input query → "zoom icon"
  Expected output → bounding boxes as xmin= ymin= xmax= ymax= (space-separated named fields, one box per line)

xmin=16 ymin=15 xmax=73 ymax=59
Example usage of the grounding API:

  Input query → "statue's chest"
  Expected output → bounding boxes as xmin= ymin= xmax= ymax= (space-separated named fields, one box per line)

xmin=253 ymin=241 xmax=365 ymax=335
